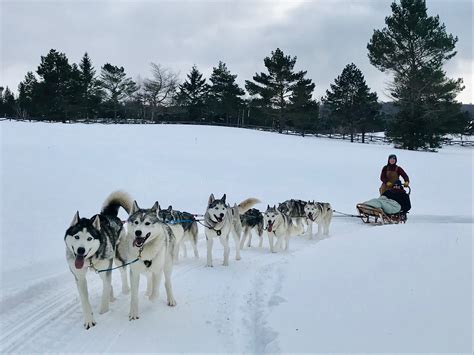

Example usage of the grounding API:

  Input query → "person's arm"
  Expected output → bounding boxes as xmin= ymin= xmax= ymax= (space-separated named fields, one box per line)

xmin=398 ymin=166 xmax=409 ymax=183
xmin=380 ymin=166 xmax=388 ymax=183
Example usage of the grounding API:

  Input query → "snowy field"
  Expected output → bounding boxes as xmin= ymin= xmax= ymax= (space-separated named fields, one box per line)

xmin=0 ymin=121 xmax=472 ymax=353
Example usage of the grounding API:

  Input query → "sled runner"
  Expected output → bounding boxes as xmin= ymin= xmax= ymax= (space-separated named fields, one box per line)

xmin=356 ymin=203 xmax=407 ymax=225
xmin=356 ymin=186 xmax=411 ymax=225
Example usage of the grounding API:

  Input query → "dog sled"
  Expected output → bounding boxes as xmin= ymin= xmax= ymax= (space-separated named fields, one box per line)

xmin=356 ymin=186 xmax=411 ymax=225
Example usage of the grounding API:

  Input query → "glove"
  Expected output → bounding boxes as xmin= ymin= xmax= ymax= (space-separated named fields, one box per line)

xmin=386 ymin=182 xmax=393 ymax=188
xmin=403 ymin=181 xmax=409 ymax=187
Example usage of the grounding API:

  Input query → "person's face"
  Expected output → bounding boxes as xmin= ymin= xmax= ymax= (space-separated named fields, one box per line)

xmin=389 ymin=157 xmax=396 ymax=164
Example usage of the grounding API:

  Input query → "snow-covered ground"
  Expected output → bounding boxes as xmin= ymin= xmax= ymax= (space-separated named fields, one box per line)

xmin=0 ymin=121 xmax=472 ymax=353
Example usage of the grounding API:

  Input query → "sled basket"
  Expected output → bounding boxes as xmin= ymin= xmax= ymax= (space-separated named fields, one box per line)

xmin=356 ymin=203 xmax=407 ymax=225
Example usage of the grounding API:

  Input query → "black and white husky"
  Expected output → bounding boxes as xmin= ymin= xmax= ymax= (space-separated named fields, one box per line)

xmin=278 ymin=199 xmax=307 ymax=232
xmin=158 ymin=205 xmax=199 ymax=259
xmin=239 ymin=208 xmax=264 ymax=249
xmin=204 ymin=194 xmax=259 ymax=267
xmin=127 ymin=201 xmax=180 ymax=320
xmin=304 ymin=201 xmax=333 ymax=238
xmin=263 ymin=205 xmax=304 ymax=253
xmin=64 ymin=191 xmax=132 ymax=329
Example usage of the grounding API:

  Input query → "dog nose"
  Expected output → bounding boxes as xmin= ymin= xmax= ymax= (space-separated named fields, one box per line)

xmin=220 ymin=213 xmax=224 ymax=218
xmin=135 ymin=230 xmax=142 ymax=237
xmin=77 ymin=247 xmax=85 ymax=255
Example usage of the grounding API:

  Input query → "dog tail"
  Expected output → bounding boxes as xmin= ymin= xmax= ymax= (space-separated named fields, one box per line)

xmin=101 ymin=190 xmax=133 ymax=217
xmin=237 ymin=197 xmax=260 ymax=214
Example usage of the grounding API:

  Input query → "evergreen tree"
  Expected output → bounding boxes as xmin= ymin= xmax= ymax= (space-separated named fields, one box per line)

xmin=99 ymin=63 xmax=137 ymax=120
xmin=208 ymin=61 xmax=245 ymax=125
xmin=322 ymin=63 xmax=381 ymax=142
xmin=35 ymin=49 xmax=75 ymax=120
xmin=77 ymin=53 xmax=103 ymax=119
xmin=17 ymin=72 xmax=38 ymax=118
xmin=176 ymin=65 xmax=209 ymax=121
xmin=245 ymin=48 xmax=309 ymax=133
xmin=0 ymin=87 xmax=16 ymax=117
xmin=288 ymin=77 xmax=319 ymax=133
xmin=367 ymin=0 xmax=464 ymax=150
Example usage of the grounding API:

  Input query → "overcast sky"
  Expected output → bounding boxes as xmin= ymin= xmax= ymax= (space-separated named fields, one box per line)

xmin=1 ymin=0 xmax=472 ymax=103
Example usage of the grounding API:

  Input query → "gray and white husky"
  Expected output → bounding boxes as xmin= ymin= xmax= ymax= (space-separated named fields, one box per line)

xmin=204 ymin=194 xmax=259 ymax=267
xmin=158 ymin=205 xmax=199 ymax=259
xmin=304 ymin=201 xmax=333 ymax=238
xmin=127 ymin=201 xmax=180 ymax=321
xmin=64 ymin=190 xmax=132 ymax=329
xmin=278 ymin=199 xmax=307 ymax=232
xmin=239 ymin=208 xmax=264 ymax=249
xmin=264 ymin=205 xmax=304 ymax=253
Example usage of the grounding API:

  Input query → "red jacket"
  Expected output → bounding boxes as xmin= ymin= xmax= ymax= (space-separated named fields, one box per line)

xmin=380 ymin=164 xmax=409 ymax=184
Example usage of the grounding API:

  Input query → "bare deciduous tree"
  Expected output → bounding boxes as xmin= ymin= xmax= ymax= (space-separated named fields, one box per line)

xmin=143 ymin=63 xmax=179 ymax=120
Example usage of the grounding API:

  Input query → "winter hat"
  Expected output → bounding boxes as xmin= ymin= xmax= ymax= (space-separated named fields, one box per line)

xmin=388 ymin=154 xmax=397 ymax=163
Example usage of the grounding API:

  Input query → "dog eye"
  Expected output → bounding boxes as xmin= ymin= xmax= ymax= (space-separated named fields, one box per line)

xmin=87 ymin=237 xmax=92 ymax=241
xmin=74 ymin=235 xmax=79 ymax=240
xmin=134 ymin=221 xmax=139 ymax=225
xmin=145 ymin=222 xmax=150 ymax=226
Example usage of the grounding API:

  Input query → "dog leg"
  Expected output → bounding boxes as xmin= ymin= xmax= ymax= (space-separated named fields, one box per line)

xmin=75 ymin=275 xmax=96 ymax=329
xmin=268 ymin=232 xmax=275 ymax=253
xmin=285 ymin=235 xmax=290 ymax=251
xmin=182 ymin=240 xmax=188 ymax=258
xmin=239 ymin=229 xmax=248 ymax=250
xmin=99 ymin=268 xmax=112 ymax=314
xmin=233 ymin=230 xmax=241 ymax=260
xmin=129 ymin=267 xmax=140 ymax=320
xmin=258 ymin=233 xmax=263 ymax=248
xmin=206 ymin=236 xmax=214 ymax=267
xmin=118 ymin=264 xmax=130 ymax=294
xmin=164 ymin=260 xmax=176 ymax=306
xmin=221 ymin=235 xmax=230 ymax=266
xmin=317 ymin=223 xmax=323 ymax=238
xmin=192 ymin=235 xmax=199 ymax=258
xmin=149 ymin=271 xmax=161 ymax=302
xmin=145 ymin=273 xmax=153 ymax=297
xmin=306 ymin=221 xmax=313 ymax=239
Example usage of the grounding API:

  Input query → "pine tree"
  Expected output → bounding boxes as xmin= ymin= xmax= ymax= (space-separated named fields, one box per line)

xmin=17 ymin=72 xmax=38 ymax=118
xmin=245 ymin=48 xmax=310 ymax=133
xmin=367 ymin=0 xmax=464 ymax=150
xmin=35 ymin=49 xmax=75 ymax=120
xmin=99 ymin=63 xmax=137 ymax=120
xmin=208 ymin=61 xmax=245 ymax=125
xmin=176 ymin=66 xmax=209 ymax=121
xmin=322 ymin=63 xmax=381 ymax=142
xmin=77 ymin=53 xmax=103 ymax=119
xmin=288 ymin=77 xmax=318 ymax=133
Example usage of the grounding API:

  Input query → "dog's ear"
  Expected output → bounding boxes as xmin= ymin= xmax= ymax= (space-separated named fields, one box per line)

xmin=208 ymin=193 xmax=215 ymax=205
xmin=92 ymin=215 xmax=101 ymax=231
xmin=273 ymin=205 xmax=276 ymax=209
xmin=70 ymin=211 xmax=80 ymax=227
xmin=167 ymin=205 xmax=172 ymax=211
xmin=267 ymin=204 xmax=270 ymax=210
xmin=131 ymin=200 xmax=140 ymax=214
xmin=151 ymin=201 xmax=160 ymax=212
xmin=221 ymin=194 xmax=226 ymax=203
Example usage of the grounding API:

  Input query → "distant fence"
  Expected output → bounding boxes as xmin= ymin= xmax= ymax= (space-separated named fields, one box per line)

xmin=1 ymin=116 xmax=472 ymax=147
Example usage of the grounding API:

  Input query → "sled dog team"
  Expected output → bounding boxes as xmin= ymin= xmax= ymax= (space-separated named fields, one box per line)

xmin=64 ymin=191 xmax=332 ymax=329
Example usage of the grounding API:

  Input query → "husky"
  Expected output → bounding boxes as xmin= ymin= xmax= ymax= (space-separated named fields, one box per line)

xmin=158 ymin=205 xmax=199 ymax=259
xmin=127 ymin=201 xmax=181 ymax=321
xmin=204 ymin=194 xmax=260 ymax=267
xmin=278 ymin=199 xmax=307 ymax=232
xmin=263 ymin=205 xmax=304 ymax=253
xmin=64 ymin=191 xmax=132 ymax=329
xmin=304 ymin=201 xmax=333 ymax=238
xmin=239 ymin=208 xmax=264 ymax=249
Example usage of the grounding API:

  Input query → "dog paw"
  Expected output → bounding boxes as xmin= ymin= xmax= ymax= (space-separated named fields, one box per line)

xmin=167 ymin=298 xmax=177 ymax=307
xmin=148 ymin=294 xmax=158 ymax=302
xmin=236 ymin=255 xmax=241 ymax=261
xmin=122 ymin=287 xmax=130 ymax=295
xmin=84 ymin=320 xmax=96 ymax=330
xmin=99 ymin=305 xmax=109 ymax=314
xmin=206 ymin=264 xmax=213 ymax=267
xmin=129 ymin=314 xmax=140 ymax=321
xmin=223 ymin=261 xmax=229 ymax=266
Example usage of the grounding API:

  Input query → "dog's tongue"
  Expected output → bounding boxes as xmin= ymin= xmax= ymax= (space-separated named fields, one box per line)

xmin=133 ymin=237 xmax=144 ymax=248
xmin=267 ymin=221 xmax=273 ymax=232
xmin=75 ymin=255 xmax=85 ymax=269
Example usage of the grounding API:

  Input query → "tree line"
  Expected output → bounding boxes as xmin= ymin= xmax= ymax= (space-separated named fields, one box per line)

xmin=1 ymin=0 xmax=471 ymax=150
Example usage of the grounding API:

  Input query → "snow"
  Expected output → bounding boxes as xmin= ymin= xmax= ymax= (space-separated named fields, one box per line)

xmin=0 ymin=121 xmax=472 ymax=353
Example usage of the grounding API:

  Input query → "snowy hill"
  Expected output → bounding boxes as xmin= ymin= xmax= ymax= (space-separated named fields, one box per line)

xmin=0 ymin=122 xmax=472 ymax=353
